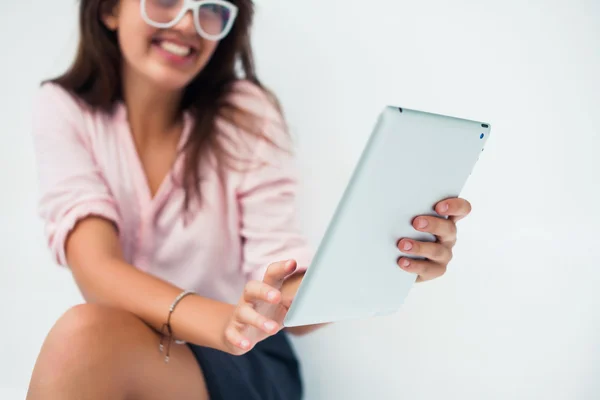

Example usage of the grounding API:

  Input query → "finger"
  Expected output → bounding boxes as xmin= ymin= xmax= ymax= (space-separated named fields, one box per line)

xmin=397 ymin=257 xmax=447 ymax=282
xmin=243 ymin=280 xmax=281 ymax=305
xmin=435 ymin=198 xmax=472 ymax=222
xmin=263 ymin=259 xmax=297 ymax=288
xmin=397 ymin=239 xmax=453 ymax=264
xmin=236 ymin=304 xmax=279 ymax=335
xmin=412 ymin=216 xmax=457 ymax=245
xmin=224 ymin=325 xmax=252 ymax=353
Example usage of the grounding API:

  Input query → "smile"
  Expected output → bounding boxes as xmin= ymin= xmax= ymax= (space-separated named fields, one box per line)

xmin=153 ymin=39 xmax=194 ymax=57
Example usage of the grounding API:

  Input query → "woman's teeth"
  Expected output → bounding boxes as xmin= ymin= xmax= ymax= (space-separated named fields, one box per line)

xmin=158 ymin=41 xmax=192 ymax=57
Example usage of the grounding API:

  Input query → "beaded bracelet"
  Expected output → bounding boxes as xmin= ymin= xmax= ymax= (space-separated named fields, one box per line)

xmin=159 ymin=289 xmax=195 ymax=363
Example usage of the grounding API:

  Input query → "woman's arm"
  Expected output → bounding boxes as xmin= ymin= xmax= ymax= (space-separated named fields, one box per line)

xmin=65 ymin=216 xmax=235 ymax=351
xmin=30 ymin=84 xmax=235 ymax=352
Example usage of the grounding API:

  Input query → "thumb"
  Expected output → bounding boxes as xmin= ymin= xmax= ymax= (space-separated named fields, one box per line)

xmin=263 ymin=259 xmax=297 ymax=289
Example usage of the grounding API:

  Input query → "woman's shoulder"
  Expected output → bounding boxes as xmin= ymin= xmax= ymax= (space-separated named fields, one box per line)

xmin=228 ymin=79 xmax=271 ymax=103
xmin=31 ymin=82 xmax=121 ymax=151
xmin=216 ymin=80 xmax=295 ymax=177
xmin=33 ymin=81 xmax=91 ymax=114
xmin=222 ymin=79 xmax=289 ymax=146
xmin=226 ymin=80 xmax=283 ymax=124
xmin=32 ymin=81 xmax=104 ymax=132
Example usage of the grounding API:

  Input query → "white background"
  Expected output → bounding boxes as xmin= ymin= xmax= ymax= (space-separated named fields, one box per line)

xmin=1 ymin=0 xmax=599 ymax=399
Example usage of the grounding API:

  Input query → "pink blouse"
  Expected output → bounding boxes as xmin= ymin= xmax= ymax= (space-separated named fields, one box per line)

xmin=31 ymin=81 xmax=313 ymax=304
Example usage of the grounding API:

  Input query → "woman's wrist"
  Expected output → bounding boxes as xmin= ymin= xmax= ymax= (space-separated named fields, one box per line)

xmin=168 ymin=293 xmax=236 ymax=352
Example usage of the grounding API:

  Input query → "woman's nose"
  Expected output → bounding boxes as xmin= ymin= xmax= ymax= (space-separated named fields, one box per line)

xmin=172 ymin=9 xmax=197 ymax=35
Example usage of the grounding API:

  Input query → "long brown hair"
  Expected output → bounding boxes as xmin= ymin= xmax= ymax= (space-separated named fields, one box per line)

xmin=48 ymin=0 xmax=285 ymax=210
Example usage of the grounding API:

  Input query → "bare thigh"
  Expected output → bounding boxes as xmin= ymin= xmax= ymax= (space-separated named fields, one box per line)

xmin=27 ymin=304 xmax=209 ymax=400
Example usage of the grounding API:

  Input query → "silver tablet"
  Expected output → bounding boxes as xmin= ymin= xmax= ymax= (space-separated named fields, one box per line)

xmin=283 ymin=106 xmax=491 ymax=327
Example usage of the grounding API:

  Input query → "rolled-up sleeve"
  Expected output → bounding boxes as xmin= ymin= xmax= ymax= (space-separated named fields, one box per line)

xmin=31 ymin=84 xmax=121 ymax=266
xmin=236 ymin=100 xmax=313 ymax=282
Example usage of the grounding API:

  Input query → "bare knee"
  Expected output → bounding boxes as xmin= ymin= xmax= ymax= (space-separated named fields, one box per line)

xmin=43 ymin=304 xmax=130 ymax=364
xmin=29 ymin=304 xmax=208 ymax=400
xmin=28 ymin=304 xmax=145 ymax=395
xmin=52 ymin=303 xmax=145 ymax=339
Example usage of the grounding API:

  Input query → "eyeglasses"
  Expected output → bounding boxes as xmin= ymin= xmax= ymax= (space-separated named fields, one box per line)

xmin=141 ymin=0 xmax=238 ymax=41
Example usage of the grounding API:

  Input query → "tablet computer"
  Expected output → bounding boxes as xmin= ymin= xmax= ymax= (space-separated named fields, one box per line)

xmin=283 ymin=106 xmax=491 ymax=327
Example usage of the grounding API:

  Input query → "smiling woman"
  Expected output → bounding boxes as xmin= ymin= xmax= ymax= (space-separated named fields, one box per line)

xmin=26 ymin=0 xmax=473 ymax=398
xmin=50 ymin=0 xmax=274 ymax=208
xmin=27 ymin=0 xmax=314 ymax=399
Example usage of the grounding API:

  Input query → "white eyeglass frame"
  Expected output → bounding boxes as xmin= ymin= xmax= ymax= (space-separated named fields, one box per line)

xmin=140 ymin=0 xmax=238 ymax=41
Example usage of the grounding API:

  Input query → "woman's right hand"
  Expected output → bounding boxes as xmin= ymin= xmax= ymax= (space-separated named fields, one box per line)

xmin=222 ymin=259 xmax=298 ymax=355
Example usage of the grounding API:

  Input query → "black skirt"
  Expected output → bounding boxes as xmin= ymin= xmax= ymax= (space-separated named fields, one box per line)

xmin=188 ymin=331 xmax=303 ymax=400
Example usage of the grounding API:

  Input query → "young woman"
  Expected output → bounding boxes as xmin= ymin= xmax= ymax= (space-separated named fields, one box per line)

xmin=27 ymin=0 xmax=472 ymax=399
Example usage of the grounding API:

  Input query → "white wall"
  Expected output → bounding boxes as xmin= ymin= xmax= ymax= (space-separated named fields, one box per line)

xmin=1 ymin=0 xmax=599 ymax=399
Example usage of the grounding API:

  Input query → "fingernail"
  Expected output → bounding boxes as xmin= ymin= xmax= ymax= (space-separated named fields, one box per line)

xmin=267 ymin=291 xmax=277 ymax=301
xmin=264 ymin=321 xmax=277 ymax=331
xmin=402 ymin=241 xmax=413 ymax=251
xmin=241 ymin=340 xmax=250 ymax=349
xmin=417 ymin=218 xmax=428 ymax=229
xmin=402 ymin=259 xmax=411 ymax=268
xmin=440 ymin=203 xmax=449 ymax=212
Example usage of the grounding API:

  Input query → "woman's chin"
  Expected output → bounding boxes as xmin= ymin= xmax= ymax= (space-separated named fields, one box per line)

xmin=145 ymin=68 xmax=196 ymax=93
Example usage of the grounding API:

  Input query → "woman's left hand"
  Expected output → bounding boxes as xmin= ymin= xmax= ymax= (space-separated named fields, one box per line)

xmin=396 ymin=197 xmax=472 ymax=283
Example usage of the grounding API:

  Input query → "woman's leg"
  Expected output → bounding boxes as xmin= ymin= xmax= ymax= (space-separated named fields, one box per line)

xmin=26 ymin=303 xmax=209 ymax=400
